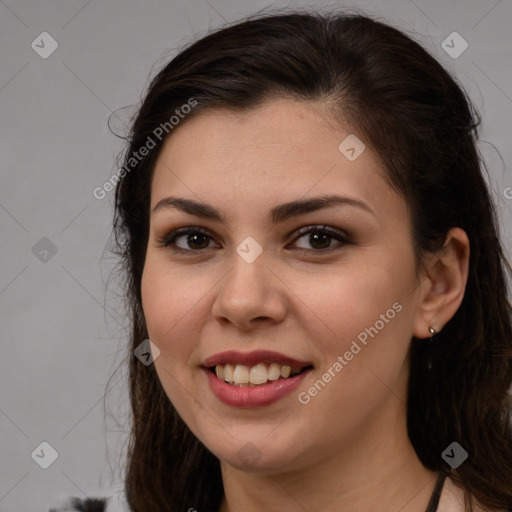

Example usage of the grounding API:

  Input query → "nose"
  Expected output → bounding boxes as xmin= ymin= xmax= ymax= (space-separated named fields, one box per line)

xmin=211 ymin=251 xmax=287 ymax=331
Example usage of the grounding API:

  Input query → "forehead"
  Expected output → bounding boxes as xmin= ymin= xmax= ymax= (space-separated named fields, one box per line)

xmin=150 ymin=99 xmax=406 ymax=221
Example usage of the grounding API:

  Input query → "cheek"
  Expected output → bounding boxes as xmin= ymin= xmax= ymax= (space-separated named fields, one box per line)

xmin=140 ymin=257 xmax=202 ymax=358
xmin=300 ymin=264 xmax=406 ymax=337
xmin=298 ymin=275 xmax=411 ymax=418
xmin=298 ymin=258 xmax=415 ymax=389
xmin=140 ymin=259 xmax=205 ymax=420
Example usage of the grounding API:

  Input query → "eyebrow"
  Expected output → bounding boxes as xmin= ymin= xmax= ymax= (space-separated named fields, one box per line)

xmin=152 ymin=194 xmax=375 ymax=224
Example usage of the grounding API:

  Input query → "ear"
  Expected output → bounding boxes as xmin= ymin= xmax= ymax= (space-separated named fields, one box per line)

xmin=412 ymin=227 xmax=470 ymax=339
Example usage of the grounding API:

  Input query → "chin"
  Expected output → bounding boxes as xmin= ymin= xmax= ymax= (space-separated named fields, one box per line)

xmin=204 ymin=434 xmax=306 ymax=473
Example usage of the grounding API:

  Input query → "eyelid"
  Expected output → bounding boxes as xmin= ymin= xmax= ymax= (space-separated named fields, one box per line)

xmin=292 ymin=224 xmax=350 ymax=240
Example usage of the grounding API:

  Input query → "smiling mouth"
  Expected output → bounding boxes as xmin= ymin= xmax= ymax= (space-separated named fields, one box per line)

xmin=209 ymin=363 xmax=314 ymax=387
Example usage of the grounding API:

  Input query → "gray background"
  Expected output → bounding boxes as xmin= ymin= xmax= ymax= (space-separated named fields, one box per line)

xmin=1 ymin=1 xmax=511 ymax=510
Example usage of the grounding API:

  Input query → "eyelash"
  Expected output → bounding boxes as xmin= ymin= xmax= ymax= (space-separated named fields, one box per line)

xmin=156 ymin=225 xmax=352 ymax=255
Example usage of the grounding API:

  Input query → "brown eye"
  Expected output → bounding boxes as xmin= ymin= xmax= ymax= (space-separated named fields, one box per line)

xmin=304 ymin=231 xmax=333 ymax=250
xmin=156 ymin=227 xmax=217 ymax=252
xmin=291 ymin=225 xmax=351 ymax=253
xmin=181 ymin=232 xmax=211 ymax=250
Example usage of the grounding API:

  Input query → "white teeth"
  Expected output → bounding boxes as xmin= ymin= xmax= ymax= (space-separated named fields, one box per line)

xmin=268 ymin=363 xmax=281 ymax=381
xmin=214 ymin=362 xmax=304 ymax=386
xmin=233 ymin=364 xmax=249 ymax=384
xmin=249 ymin=363 xmax=268 ymax=385
xmin=223 ymin=363 xmax=234 ymax=382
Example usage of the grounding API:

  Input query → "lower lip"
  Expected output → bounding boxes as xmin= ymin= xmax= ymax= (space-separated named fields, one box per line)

xmin=203 ymin=367 xmax=312 ymax=408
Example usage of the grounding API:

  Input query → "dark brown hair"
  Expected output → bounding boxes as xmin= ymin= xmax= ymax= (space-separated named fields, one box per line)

xmin=110 ymin=8 xmax=512 ymax=512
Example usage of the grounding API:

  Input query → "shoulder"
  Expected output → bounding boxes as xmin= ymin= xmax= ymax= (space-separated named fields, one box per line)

xmin=439 ymin=476 xmax=510 ymax=512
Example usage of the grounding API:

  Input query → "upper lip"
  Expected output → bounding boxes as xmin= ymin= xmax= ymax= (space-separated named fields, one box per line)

xmin=202 ymin=350 xmax=313 ymax=368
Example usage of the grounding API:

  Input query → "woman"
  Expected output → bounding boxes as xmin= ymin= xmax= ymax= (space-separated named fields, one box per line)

xmin=55 ymin=8 xmax=512 ymax=512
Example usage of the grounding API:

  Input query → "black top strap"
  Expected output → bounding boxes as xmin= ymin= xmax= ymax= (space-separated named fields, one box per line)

xmin=424 ymin=472 xmax=448 ymax=512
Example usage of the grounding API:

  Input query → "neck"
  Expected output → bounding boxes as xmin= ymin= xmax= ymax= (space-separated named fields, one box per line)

xmin=218 ymin=394 xmax=439 ymax=512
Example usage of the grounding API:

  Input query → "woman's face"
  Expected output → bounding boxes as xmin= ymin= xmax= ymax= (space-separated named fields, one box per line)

xmin=141 ymin=99 xmax=427 ymax=473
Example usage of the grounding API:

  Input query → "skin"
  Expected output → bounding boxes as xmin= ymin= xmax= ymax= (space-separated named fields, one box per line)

xmin=140 ymin=98 xmax=470 ymax=512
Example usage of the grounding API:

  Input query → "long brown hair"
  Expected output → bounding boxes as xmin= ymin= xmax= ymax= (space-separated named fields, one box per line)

xmin=109 ymin=8 xmax=512 ymax=511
